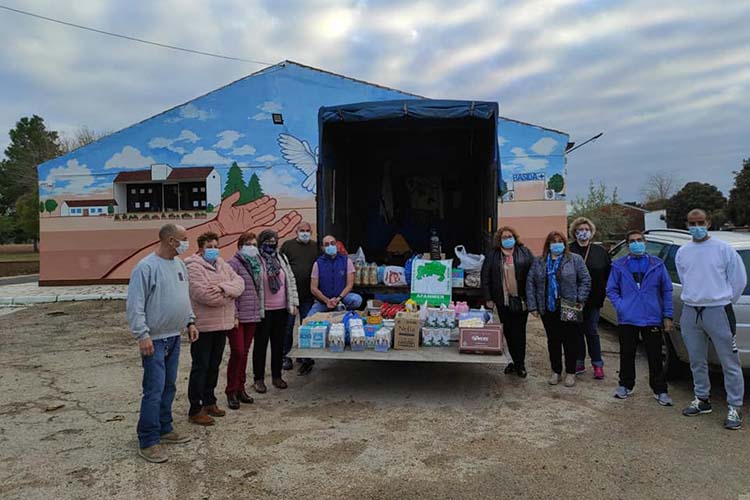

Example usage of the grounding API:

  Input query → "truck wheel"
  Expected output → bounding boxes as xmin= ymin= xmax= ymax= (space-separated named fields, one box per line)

xmin=663 ymin=332 xmax=689 ymax=381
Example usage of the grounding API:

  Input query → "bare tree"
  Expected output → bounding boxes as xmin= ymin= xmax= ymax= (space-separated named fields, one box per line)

xmin=641 ymin=172 xmax=677 ymax=210
xmin=58 ymin=126 xmax=111 ymax=154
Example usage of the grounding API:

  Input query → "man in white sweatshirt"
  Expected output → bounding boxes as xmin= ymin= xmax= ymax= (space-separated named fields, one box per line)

xmin=676 ymin=209 xmax=747 ymax=430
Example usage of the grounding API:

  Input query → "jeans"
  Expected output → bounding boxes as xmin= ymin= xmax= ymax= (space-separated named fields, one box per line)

xmin=137 ymin=335 xmax=180 ymax=449
xmin=680 ymin=305 xmax=744 ymax=407
xmin=618 ymin=324 xmax=668 ymax=394
xmin=226 ymin=323 xmax=256 ymax=395
xmin=577 ymin=305 xmax=604 ymax=367
xmin=541 ymin=312 xmax=580 ymax=374
xmin=307 ymin=292 xmax=363 ymax=316
xmin=254 ymin=309 xmax=289 ymax=381
xmin=283 ymin=299 xmax=314 ymax=358
xmin=498 ymin=306 xmax=529 ymax=370
xmin=188 ymin=330 xmax=228 ymax=416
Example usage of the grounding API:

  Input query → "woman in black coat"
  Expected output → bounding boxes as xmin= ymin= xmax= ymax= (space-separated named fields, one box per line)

xmin=481 ymin=226 xmax=535 ymax=377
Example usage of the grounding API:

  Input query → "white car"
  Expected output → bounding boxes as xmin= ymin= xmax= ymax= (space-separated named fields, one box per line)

xmin=600 ymin=229 xmax=750 ymax=378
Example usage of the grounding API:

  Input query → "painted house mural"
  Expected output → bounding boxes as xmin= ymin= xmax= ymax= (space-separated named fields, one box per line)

xmin=37 ymin=61 xmax=569 ymax=284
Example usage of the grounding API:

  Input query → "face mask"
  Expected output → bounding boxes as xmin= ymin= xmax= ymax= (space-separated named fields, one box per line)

xmin=175 ymin=239 xmax=189 ymax=255
xmin=298 ymin=231 xmax=311 ymax=243
xmin=241 ymin=245 xmax=258 ymax=258
xmin=689 ymin=225 xmax=708 ymax=240
xmin=501 ymin=237 xmax=516 ymax=249
xmin=550 ymin=242 xmax=565 ymax=255
xmin=629 ymin=241 xmax=646 ymax=255
xmin=325 ymin=244 xmax=337 ymax=256
xmin=576 ymin=229 xmax=592 ymax=241
xmin=203 ymin=248 xmax=220 ymax=262
xmin=261 ymin=242 xmax=277 ymax=254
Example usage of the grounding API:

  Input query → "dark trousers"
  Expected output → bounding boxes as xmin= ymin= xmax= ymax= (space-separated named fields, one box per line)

xmin=577 ymin=305 xmax=604 ymax=367
xmin=188 ymin=330 xmax=228 ymax=416
xmin=498 ymin=306 xmax=529 ymax=370
xmin=541 ymin=312 xmax=580 ymax=374
xmin=254 ymin=309 xmax=289 ymax=381
xmin=283 ymin=299 xmax=314 ymax=357
xmin=226 ymin=322 xmax=256 ymax=394
xmin=618 ymin=324 xmax=668 ymax=394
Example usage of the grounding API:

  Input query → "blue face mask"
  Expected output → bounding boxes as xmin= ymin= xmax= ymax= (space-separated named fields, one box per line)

xmin=324 ymin=244 xmax=337 ymax=256
xmin=204 ymin=248 xmax=220 ymax=262
xmin=629 ymin=241 xmax=646 ymax=255
xmin=501 ymin=237 xmax=516 ymax=249
xmin=689 ymin=225 xmax=708 ymax=240
xmin=550 ymin=242 xmax=565 ymax=255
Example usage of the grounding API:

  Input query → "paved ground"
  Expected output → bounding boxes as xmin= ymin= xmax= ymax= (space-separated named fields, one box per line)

xmin=1 ymin=301 xmax=749 ymax=500
xmin=0 ymin=274 xmax=39 ymax=286
xmin=0 ymin=282 xmax=126 ymax=304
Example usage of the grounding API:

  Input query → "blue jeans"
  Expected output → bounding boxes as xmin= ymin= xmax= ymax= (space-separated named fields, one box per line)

xmin=307 ymin=292 xmax=363 ymax=317
xmin=283 ymin=299 xmax=314 ymax=358
xmin=137 ymin=335 xmax=180 ymax=449
xmin=577 ymin=305 xmax=604 ymax=367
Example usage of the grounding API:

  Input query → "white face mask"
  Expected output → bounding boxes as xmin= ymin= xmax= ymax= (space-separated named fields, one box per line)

xmin=175 ymin=239 xmax=189 ymax=255
xmin=298 ymin=231 xmax=311 ymax=243
xmin=576 ymin=229 xmax=592 ymax=242
xmin=241 ymin=245 xmax=258 ymax=258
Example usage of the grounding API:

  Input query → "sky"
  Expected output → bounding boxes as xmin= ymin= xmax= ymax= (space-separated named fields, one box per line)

xmin=1 ymin=0 xmax=748 ymax=202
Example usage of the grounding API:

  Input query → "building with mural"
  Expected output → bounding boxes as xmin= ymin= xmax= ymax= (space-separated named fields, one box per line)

xmin=37 ymin=61 xmax=569 ymax=284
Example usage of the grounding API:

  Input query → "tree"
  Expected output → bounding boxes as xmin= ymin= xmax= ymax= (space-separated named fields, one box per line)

xmin=548 ymin=173 xmax=564 ymax=193
xmin=39 ymin=201 xmax=44 ymax=214
xmin=15 ymin=191 xmax=40 ymax=251
xmin=246 ymin=173 xmax=264 ymax=202
xmin=44 ymin=199 xmax=58 ymax=216
xmin=641 ymin=172 xmax=677 ymax=211
xmin=666 ymin=182 xmax=727 ymax=229
xmin=568 ymin=180 xmax=629 ymax=241
xmin=58 ymin=126 xmax=110 ymax=154
xmin=500 ymin=178 xmax=508 ymax=196
xmin=107 ymin=204 xmax=115 ymax=215
xmin=222 ymin=162 xmax=251 ymax=203
xmin=727 ymin=158 xmax=750 ymax=226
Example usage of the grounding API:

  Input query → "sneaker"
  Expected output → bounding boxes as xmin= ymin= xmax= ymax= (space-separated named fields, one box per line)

xmin=725 ymin=406 xmax=742 ymax=430
xmin=516 ymin=367 xmax=528 ymax=378
xmin=138 ymin=444 xmax=168 ymax=463
xmin=614 ymin=386 xmax=632 ymax=399
xmin=682 ymin=398 xmax=712 ymax=416
xmin=564 ymin=374 xmax=576 ymax=387
xmin=593 ymin=366 xmax=605 ymax=380
xmin=575 ymin=363 xmax=586 ymax=375
xmin=548 ymin=372 xmax=562 ymax=385
xmin=654 ymin=393 xmax=673 ymax=406
xmin=160 ymin=431 xmax=191 ymax=444
xmin=282 ymin=357 xmax=293 ymax=371
xmin=189 ymin=409 xmax=215 ymax=426
xmin=253 ymin=380 xmax=267 ymax=394
xmin=204 ymin=404 xmax=226 ymax=417
xmin=272 ymin=378 xmax=288 ymax=389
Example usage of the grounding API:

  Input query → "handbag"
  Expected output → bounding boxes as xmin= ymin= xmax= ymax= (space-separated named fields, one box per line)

xmin=560 ymin=298 xmax=583 ymax=323
xmin=508 ymin=295 xmax=525 ymax=314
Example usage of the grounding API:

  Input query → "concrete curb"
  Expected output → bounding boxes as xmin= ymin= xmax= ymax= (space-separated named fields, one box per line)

xmin=0 ymin=293 xmax=127 ymax=306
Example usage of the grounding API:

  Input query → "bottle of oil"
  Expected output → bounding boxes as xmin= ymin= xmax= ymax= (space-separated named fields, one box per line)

xmin=429 ymin=228 xmax=441 ymax=260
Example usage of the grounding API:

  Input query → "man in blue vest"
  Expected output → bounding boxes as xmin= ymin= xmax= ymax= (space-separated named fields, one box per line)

xmin=309 ymin=235 xmax=362 ymax=316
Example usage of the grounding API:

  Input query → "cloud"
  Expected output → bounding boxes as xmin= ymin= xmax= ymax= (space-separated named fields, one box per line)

xmin=104 ymin=146 xmax=155 ymax=170
xmin=232 ymin=145 xmax=257 ymax=155
xmin=250 ymin=101 xmax=283 ymax=120
xmin=166 ymin=103 xmax=215 ymax=123
xmin=257 ymin=168 xmax=306 ymax=197
xmin=180 ymin=147 xmax=231 ymax=165
xmin=530 ymin=137 xmax=558 ymax=156
xmin=505 ymin=147 xmax=548 ymax=173
xmin=497 ymin=135 xmax=508 ymax=148
xmin=40 ymin=159 xmax=96 ymax=194
xmin=255 ymin=154 xmax=279 ymax=163
xmin=148 ymin=129 xmax=200 ymax=153
xmin=214 ymin=130 xmax=243 ymax=149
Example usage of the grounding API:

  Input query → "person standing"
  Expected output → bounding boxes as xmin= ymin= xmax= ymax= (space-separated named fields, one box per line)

xmin=281 ymin=222 xmax=319 ymax=376
xmin=481 ymin=226 xmax=535 ymax=378
xmin=606 ymin=230 xmax=674 ymax=405
xmin=309 ymin=235 xmax=362 ymax=316
xmin=677 ymin=209 xmax=747 ymax=430
xmin=568 ymin=217 xmax=610 ymax=379
xmin=225 ymin=232 xmax=262 ymax=410
xmin=253 ymin=230 xmax=299 ymax=393
xmin=186 ymin=232 xmax=244 ymax=426
xmin=127 ymin=223 xmax=198 ymax=463
xmin=527 ymin=231 xmax=591 ymax=387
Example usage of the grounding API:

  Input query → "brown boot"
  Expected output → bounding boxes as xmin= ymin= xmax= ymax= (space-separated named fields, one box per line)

xmin=189 ymin=409 xmax=215 ymax=426
xmin=205 ymin=404 xmax=226 ymax=417
xmin=272 ymin=378 xmax=288 ymax=389
xmin=253 ymin=380 xmax=267 ymax=394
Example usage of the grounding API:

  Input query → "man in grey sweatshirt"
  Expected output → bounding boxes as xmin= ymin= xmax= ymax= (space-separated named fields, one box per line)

xmin=127 ymin=223 xmax=199 ymax=462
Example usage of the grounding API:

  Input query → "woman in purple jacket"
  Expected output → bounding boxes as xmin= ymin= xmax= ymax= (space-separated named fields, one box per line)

xmin=225 ymin=232 xmax=263 ymax=410
xmin=606 ymin=230 xmax=674 ymax=406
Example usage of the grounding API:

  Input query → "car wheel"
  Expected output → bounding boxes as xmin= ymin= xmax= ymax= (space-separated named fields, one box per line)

xmin=663 ymin=331 xmax=689 ymax=381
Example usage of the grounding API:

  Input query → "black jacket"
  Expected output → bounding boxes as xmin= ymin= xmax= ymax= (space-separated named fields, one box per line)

xmin=481 ymin=244 xmax=535 ymax=305
xmin=569 ymin=241 xmax=611 ymax=308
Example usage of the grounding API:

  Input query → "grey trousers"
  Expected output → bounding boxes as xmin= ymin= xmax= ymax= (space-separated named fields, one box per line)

xmin=680 ymin=305 xmax=744 ymax=407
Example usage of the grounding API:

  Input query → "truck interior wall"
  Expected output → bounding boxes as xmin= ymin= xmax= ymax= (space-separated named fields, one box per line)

xmin=322 ymin=118 xmax=495 ymax=264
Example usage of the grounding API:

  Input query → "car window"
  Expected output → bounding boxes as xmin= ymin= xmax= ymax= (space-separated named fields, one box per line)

xmin=739 ymin=250 xmax=750 ymax=295
xmin=663 ymin=244 xmax=680 ymax=284
xmin=645 ymin=241 xmax=668 ymax=258
xmin=610 ymin=242 xmax=629 ymax=261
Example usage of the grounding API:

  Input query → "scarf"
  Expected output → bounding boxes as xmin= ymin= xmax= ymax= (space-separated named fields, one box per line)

xmin=546 ymin=254 xmax=563 ymax=313
xmin=240 ymin=253 xmax=262 ymax=291
xmin=261 ymin=248 xmax=282 ymax=294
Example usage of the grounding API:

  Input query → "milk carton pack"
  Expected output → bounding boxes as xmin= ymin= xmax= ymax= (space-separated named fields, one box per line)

xmin=422 ymin=327 xmax=451 ymax=347
xmin=328 ymin=323 xmax=346 ymax=352
xmin=375 ymin=327 xmax=392 ymax=352
xmin=363 ymin=325 xmax=379 ymax=349
xmin=299 ymin=322 xmax=328 ymax=349
xmin=350 ymin=326 xmax=366 ymax=352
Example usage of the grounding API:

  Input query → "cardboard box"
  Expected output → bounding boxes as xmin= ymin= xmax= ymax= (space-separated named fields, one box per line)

xmin=302 ymin=311 xmax=346 ymax=325
xmin=459 ymin=325 xmax=504 ymax=354
xmin=394 ymin=312 xmax=421 ymax=350
xmin=299 ymin=323 xmax=328 ymax=349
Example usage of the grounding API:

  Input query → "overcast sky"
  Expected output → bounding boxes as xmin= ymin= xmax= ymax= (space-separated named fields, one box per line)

xmin=1 ymin=0 xmax=748 ymax=201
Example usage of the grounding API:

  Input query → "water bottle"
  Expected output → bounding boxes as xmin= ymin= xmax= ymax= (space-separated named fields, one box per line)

xmin=429 ymin=229 xmax=441 ymax=260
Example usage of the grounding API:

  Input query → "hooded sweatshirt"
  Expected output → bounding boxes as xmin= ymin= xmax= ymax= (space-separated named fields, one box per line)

xmin=606 ymin=254 xmax=673 ymax=327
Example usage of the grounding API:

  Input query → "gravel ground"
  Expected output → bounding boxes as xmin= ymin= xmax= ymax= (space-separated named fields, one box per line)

xmin=1 ymin=301 xmax=749 ymax=500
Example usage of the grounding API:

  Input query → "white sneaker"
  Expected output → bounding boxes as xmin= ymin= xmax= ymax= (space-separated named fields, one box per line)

xmin=548 ymin=372 xmax=562 ymax=385
xmin=564 ymin=374 xmax=576 ymax=387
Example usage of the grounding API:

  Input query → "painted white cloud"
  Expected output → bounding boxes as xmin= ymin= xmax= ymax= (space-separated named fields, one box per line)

xmin=250 ymin=101 xmax=283 ymax=120
xmin=507 ymin=147 xmax=548 ymax=173
xmin=497 ymin=135 xmax=508 ymax=148
xmin=177 ymin=129 xmax=200 ymax=143
xmin=257 ymin=168 xmax=306 ymax=197
xmin=232 ymin=145 xmax=257 ymax=155
xmin=214 ymin=130 xmax=243 ymax=149
xmin=41 ymin=159 xmax=96 ymax=194
xmin=148 ymin=129 xmax=199 ymax=154
xmin=255 ymin=154 xmax=279 ymax=163
xmin=180 ymin=147 xmax=231 ymax=165
xmin=530 ymin=137 xmax=558 ymax=156
xmin=166 ymin=103 xmax=215 ymax=122
xmin=104 ymin=146 xmax=156 ymax=170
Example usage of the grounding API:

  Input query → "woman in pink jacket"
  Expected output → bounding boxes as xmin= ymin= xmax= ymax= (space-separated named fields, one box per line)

xmin=186 ymin=231 xmax=244 ymax=426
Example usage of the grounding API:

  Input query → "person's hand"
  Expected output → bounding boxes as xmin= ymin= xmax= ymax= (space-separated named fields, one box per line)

xmin=325 ymin=298 xmax=336 ymax=310
xmin=188 ymin=324 xmax=199 ymax=343
xmin=234 ymin=318 xmax=239 ymax=328
xmin=663 ymin=318 xmax=673 ymax=332
xmin=530 ymin=311 xmax=539 ymax=319
xmin=139 ymin=337 xmax=154 ymax=357
xmin=331 ymin=296 xmax=341 ymax=308
xmin=291 ymin=306 xmax=298 ymax=317
xmin=212 ymin=284 xmax=223 ymax=294
xmin=486 ymin=300 xmax=495 ymax=310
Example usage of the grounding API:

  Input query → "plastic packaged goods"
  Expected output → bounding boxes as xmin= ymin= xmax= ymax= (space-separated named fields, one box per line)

xmin=328 ymin=323 xmax=346 ymax=352
xmin=374 ymin=327 xmax=392 ymax=352
xmin=299 ymin=322 xmax=328 ymax=349
xmin=350 ymin=326 xmax=366 ymax=352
